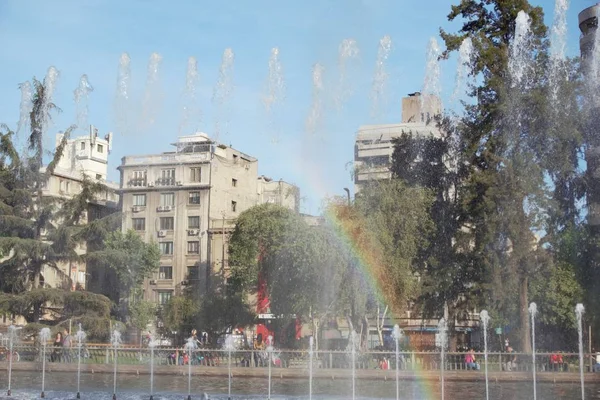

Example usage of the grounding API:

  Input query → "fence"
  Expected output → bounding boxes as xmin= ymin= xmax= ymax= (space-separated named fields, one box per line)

xmin=1 ymin=345 xmax=596 ymax=373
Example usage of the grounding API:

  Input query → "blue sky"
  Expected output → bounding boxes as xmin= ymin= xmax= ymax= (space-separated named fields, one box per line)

xmin=0 ymin=0 xmax=586 ymax=214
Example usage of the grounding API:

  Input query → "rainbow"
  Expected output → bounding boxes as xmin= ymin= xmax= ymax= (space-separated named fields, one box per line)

xmin=323 ymin=202 xmax=441 ymax=399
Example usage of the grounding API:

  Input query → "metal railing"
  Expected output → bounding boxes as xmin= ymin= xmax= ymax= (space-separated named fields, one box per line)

xmin=2 ymin=345 xmax=595 ymax=373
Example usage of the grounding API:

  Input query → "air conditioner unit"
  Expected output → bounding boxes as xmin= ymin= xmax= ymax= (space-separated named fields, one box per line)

xmin=148 ymin=182 xmax=155 ymax=187
xmin=164 ymin=205 xmax=173 ymax=211
xmin=149 ymin=280 xmax=157 ymax=285
xmin=158 ymin=230 xmax=167 ymax=237
xmin=157 ymin=205 xmax=164 ymax=212
xmin=188 ymin=229 xmax=199 ymax=236
xmin=132 ymin=206 xmax=142 ymax=212
xmin=176 ymin=181 xmax=183 ymax=186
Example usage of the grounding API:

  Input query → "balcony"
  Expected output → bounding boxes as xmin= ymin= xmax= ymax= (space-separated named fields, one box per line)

xmin=155 ymin=178 xmax=176 ymax=187
xmin=127 ymin=179 xmax=147 ymax=188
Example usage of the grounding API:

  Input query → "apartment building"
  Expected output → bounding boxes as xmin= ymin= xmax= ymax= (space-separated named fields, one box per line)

xmin=41 ymin=126 xmax=120 ymax=290
xmin=118 ymin=132 xmax=299 ymax=305
xmin=354 ymin=92 xmax=441 ymax=192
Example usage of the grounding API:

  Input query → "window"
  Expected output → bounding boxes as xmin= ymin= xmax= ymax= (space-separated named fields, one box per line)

xmin=66 ymin=181 xmax=71 ymax=193
xmin=160 ymin=192 xmax=175 ymax=206
xmin=190 ymin=167 xmax=201 ymax=183
xmin=231 ymin=201 xmax=237 ymax=212
xmin=159 ymin=242 xmax=174 ymax=255
xmin=187 ymin=266 xmax=199 ymax=281
xmin=187 ymin=241 xmax=199 ymax=254
xmin=131 ymin=170 xmax=147 ymax=187
xmin=159 ymin=266 xmax=173 ymax=280
xmin=132 ymin=218 xmax=146 ymax=231
xmin=157 ymin=291 xmax=172 ymax=305
xmin=232 ymin=178 xmax=237 ymax=187
xmin=97 ymin=144 xmax=104 ymax=153
xmin=233 ymin=154 xmax=238 ymax=163
xmin=59 ymin=180 xmax=65 ymax=192
xmin=133 ymin=194 xmax=147 ymax=206
xmin=80 ymin=142 xmax=85 ymax=150
xmin=189 ymin=192 xmax=200 ymax=205
xmin=160 ymin=168 xmax=175 ymax=185
xmin=188 ymin=216 xmax=200 ymax=229
xmin=160 ymin=217 xmax=174 ymax=230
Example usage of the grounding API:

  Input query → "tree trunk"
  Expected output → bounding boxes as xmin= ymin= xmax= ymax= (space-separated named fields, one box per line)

xmin=519 ymin=274 xmax=531 ymax=353
xmin=377 ymin=305 xmax=388 ymax=347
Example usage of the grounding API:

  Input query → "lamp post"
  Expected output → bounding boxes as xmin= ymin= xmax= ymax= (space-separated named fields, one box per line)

xmin=343 ymin=188 xmax=350 ymax=205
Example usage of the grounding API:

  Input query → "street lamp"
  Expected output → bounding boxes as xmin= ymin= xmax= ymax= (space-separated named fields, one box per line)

xmin=343 ymin=188 xmax=351 ymax=205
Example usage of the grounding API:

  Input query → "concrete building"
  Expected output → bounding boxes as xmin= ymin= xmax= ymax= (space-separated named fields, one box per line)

xmin=354 ymin=92 xmax=441 ymax=191
xmin=118 ymin=132 xmax=299 ymax=305
xmin=579 ymin=4 xmax=599 ymax=61
xmin=580 ymin=5 xmax=600 ymax=228
xmin=41 ymin=126 xmax=120 ymax=290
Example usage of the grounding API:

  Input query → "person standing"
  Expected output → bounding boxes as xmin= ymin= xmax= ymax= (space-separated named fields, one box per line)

xmin=50 ymin=332 xmax=62 ymax=362
xmin=62 ymin=329 xmax=73 ymax=363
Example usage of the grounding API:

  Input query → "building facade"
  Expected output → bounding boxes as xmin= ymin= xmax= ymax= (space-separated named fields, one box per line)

xmin=41 ymin=126 xmax=120 ymax=290
xmin=118 ymin=133 xmax=299 ymax=305
xmin=354 ymin=93 xmax=441 ymax=191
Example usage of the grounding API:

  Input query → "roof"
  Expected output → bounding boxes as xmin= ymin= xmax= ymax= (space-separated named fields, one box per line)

xmin=356 ymin=122 xmax=440 ymax=142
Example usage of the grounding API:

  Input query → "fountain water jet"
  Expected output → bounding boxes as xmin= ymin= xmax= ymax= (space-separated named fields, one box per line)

xmin=212 ymin=48 xmax=235 ymax=142
xmin=392 ymin=324 xmax=403 ymax=400
xmin=75 ymin=324 xmax=87 ymax=399
xmin=264 ymin=48 xmax=285 ymax=115
xmin=141 ymin=52 xmax=163 ymax=129
xmin=111 ymin=330 xmax=122 ymax=400
xmin=17 ymin=81 xmax=32 ymax=134
xmin=306 ymin=63 xmax=324 ymax=136
xmin=421 ymin=37 xmax=442 ymax=119
xmin=266 ymin=335 xmax=274 ymax=399
xmin=350 ymin=331 xmax=358 ymax=400
xmin=336 ymin=38 xmax=359 ymax=111
xmin=308 ymin=336 xmax=314 ymax=400
xmin=437 ymin=318 xmax=448 ymax=400
xmin=224 ymin=333 xmax=236 ymax=400
xmin=74 ymin=74 xmax=94 ymax=129
xmin=6 ymin=324 xmax=16 ymax=396
xmin=114 ymin=53 xmax=132 ymax=135
xmin=548 ymin=0 xmax=570 ymax=101
xmin=480 ymin=310 xmax=490 ymax=400
xmin=185 ymin=336 xmax=198 ymax=400
xmin=40 ymin=66 xmax=60 ymax=145
xmin=148 ymin=333 xmax=155 ymax=400
xmin=452 ymin=37 xmax=474 ymax=104
xmin=371 ymin=35 xmax=392 ymax=119
xmin=529 ymin=302 xmax=538 ymax=400
xmin=576 ymin=303 xmax=585 ymax=400
xmin=39 ymin=327 xmax=51 ymax=398
xmin=180 ymin=56 xmax=200 ymax=135
xmin=263 ymin=47 xmax=285 ymax=143
xmin=509 ymin=11 xmax=533 ymax=88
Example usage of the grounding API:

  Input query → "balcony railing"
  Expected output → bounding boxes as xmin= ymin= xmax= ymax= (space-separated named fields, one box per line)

xmin=155 ymin=178 xmax=176 ymax=187
xmin=128 ymin=179 xmax=147 ymax=188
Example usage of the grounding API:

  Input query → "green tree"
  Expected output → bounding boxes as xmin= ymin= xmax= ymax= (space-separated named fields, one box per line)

xmin=0 ymin=77 xmax=116 ymax=327
xmin=129 ymin=298 xmax=157 ymax=344
xmin=228 ymin=204 xmax=354 ymax=347
xmin=439 ymin=0 xmax=584 ymax=352
xmin=85 ymin=230 xmax=160 ymax=318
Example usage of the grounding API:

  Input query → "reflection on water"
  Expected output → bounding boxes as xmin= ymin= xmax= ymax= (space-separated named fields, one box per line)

xmin=0 ymin=371 xmax=599 ymax=399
